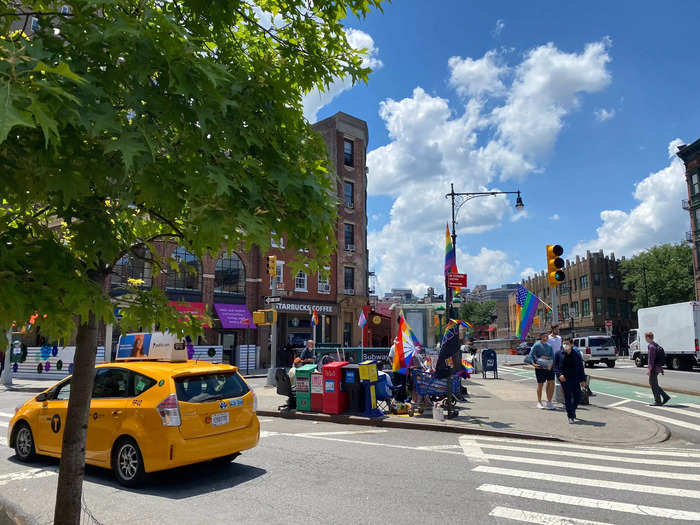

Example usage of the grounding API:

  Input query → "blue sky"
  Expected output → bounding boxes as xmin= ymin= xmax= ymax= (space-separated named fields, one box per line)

xmin=306 ymin=1 xmax=700 ymax=296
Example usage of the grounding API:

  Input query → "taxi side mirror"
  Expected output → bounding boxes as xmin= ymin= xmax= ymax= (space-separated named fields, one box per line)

xmin=35 ymin=392 xmax=48 ymax=402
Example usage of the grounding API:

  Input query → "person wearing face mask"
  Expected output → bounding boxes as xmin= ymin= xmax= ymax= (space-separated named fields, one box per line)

xmin=554 ymin=337 xmax=587 ymax=423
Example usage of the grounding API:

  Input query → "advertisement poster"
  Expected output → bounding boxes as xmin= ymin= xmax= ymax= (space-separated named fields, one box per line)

xmin=117 ymin=333 xmax=153 ymax=359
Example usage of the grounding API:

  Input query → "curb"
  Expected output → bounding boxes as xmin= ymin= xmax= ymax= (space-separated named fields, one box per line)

xmin=256 ymin=409 xmax=564 ymax=442
xmin=587 ymin=374 xmax=700 ymax=397
xmin=0 ymin=386 xmax=47 ymax=394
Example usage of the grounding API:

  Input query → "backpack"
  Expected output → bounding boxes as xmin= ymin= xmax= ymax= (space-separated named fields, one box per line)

xmin=654 ymin=344 xmax=666 ymax=367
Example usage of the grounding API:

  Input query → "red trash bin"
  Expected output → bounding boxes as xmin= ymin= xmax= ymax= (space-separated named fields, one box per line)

xmin=311 ymin=371 xmax=323 ymax=412
xmin=322 ymin=361 xmax=349 ymax=414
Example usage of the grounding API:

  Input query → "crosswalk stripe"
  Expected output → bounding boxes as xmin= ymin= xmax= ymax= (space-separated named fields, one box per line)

xmin=0 ymin=421 xmax=7 ymax=428
xmin=473 ymin=435 xmax=700 ymax=458
xmin=473 ymin=465 xmax=700 ymax=499
xmin=645 ymin=404 xmax=700 ymax=420
xmin=294 ymin=430 xmax=389 ymax=437
xmin=489 ymin=506 xmax=613 ymax=525
xmin=479 ymin=453 xmax=700 ymax=481
xmin=0 ymin=437 xmax=6 ymax=447
xmin=0 ymin=468 xmax=57 ymax=487
xmin=615 ymin=405 xmax=700 ymax=432
xmin=476 ymin=442 xmax=697 ymax=468
xmin=0 ymin=412 xmax=14 ymax=418
xmin=478 ymin=484 xmax=700 ymax=521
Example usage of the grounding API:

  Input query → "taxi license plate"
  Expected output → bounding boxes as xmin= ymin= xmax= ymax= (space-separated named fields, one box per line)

xmin=211 ymin=412 xmax=229 ymax=427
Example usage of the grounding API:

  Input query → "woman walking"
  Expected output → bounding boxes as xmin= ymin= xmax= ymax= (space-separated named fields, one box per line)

xmin=554 ymin=337 xmax=587 ymax=423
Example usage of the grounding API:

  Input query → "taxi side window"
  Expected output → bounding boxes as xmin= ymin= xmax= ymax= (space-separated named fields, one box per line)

xmin=92 ymin=368 xmax=130 ymax=398
xmin=54 ymin=380 xmax=71 ymax=401
xmin=131 ymin=372 xmax=156 ymax=396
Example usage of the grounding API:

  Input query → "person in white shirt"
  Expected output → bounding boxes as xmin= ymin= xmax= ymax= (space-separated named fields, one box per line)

xmin=548 ymin=324 xmax=562 ymax=355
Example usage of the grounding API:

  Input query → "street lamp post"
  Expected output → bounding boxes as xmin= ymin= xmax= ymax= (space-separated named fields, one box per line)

xmin=445 ymin=184 xmax=524 ymax=318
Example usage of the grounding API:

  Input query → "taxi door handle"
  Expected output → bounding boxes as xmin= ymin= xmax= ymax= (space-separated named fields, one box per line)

xmin=111 ymin=410 xmax=123 ymax=417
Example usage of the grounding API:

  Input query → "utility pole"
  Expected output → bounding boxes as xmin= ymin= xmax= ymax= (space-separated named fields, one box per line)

xmin=265 ymin=256 xmax=279 ymax=386
xmin=1 ymin=328 xmax=13 ymax=386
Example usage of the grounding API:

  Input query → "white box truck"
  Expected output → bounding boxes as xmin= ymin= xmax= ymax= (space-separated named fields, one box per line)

xmin=628 ymin=301 xmax=700 ymax=370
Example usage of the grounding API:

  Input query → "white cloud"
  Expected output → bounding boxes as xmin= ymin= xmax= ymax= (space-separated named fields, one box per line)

xmin=448 ymin=50 xmax=508 ymax=97
xmin=492 ymin=19 xmax=505 ymax=39
xmin=594 ymin=108 xmax=616 ymax=122
xmin=550 ymin=213 xmax=560 ymax=221
xmin=302 ymin=29 xmax=382 ymax=122
xmin=572 ymin=139 xmax=687 ymax=258
xmin=368 ymin=39 xmax=613 ymax=295
xmin=520 ymin=267 xmax=538 ymax=280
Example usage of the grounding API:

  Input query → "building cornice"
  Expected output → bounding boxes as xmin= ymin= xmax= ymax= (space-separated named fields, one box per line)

xmin=677 ymin=138 xmax=700 ymax=163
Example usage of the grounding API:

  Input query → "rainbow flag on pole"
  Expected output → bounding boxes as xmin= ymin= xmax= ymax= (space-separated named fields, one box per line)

xmin=515 ymin=284 xmax=540 ymax=340
xmin=310 ymin=308 xmax=319 ymax=327
xmin=444 ymin=223 xmax=462 ymax=296
xmin=392 ymin=311 xmax=422 ymax=375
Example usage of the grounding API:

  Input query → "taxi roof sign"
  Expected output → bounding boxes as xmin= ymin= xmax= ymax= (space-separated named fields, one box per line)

xmin=116 ymin=332 xmax=188 ymax=362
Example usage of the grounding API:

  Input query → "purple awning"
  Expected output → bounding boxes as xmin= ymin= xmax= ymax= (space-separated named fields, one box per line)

xmin=214 ymin=303 xmax=257 ymax=329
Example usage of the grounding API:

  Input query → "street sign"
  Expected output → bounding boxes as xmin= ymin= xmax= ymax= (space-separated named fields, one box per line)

xmin=264 ymin=296 xmax=281 ymax=304
xmin=605 ymin=320 xmax=612 ymax=335
xmin=447 ymin=273 xmax=467 ymax=287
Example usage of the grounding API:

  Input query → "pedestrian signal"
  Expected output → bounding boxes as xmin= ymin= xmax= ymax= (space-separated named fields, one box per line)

xmin=546 ymin=244 xmax=565 ymax=287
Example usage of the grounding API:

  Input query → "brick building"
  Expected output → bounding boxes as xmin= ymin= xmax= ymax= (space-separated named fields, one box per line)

xmin=517 ymin=250 xmax=636 ymax=347
xmin=107 ymin=112 xmax=370 ymax=366
xmin=677 ymin=138 xmax=700 ymax=299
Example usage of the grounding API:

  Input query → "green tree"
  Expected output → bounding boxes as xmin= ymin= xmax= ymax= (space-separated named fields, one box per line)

xmin=620 ymin=243 xmax=695 ymax=311
xmin=0 ymin=1 xmax=383 ymax=522
xmin=459 ymin=300 xmax=497 ymax=327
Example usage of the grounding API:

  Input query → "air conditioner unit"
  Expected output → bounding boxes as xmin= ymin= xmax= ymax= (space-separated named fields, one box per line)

xmin=345 ymin=244 xmax=355 ymax=252
xmin=319 ymin=284 xmax=331 ymax=293
xmin=346 ymin=202 xmax=354 ymax=209
xmin=344 ymin=288 xmax=355 ymax=295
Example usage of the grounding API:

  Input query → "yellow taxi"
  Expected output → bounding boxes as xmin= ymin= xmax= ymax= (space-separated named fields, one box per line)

xmin=8 ymin=360 xmax=260 ymax=486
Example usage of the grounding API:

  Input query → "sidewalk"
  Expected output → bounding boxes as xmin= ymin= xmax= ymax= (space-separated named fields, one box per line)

xmin=251 ymin=376 xmax=669 ymax=446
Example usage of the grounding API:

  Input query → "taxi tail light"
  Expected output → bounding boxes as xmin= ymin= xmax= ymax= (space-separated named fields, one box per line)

xmin=585 ymin=347 xmax=591 ymax=355
xmin=156 ymin=393 xmax=181 ymax=427
xmin=614 ymin=346 xmax=619 ymax=355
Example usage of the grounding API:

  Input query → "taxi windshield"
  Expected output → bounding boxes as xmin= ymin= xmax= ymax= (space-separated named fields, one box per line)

xmin=174 ymin=372 xmax=249 ymax=403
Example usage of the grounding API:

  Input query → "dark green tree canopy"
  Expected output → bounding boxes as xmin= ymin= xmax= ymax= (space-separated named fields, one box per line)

xmin=0 ymin=0 xmax=383 ymax=339
xmin=459 ymin=300 xmax=497 ymax=327
xmin=619 ymin=243 xmax=695 ymax=311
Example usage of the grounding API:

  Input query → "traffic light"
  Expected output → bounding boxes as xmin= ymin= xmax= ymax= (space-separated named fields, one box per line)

xmin=546 ymin=244 xmax=566 ymax=287
xmin=267 ymin=255 xmax=277 ymax=276
xmin=253 ymin=309 xmax=277 ymax=325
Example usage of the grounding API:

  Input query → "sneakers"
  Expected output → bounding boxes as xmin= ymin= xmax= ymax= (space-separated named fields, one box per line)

xmin=662 ymin=396 xmax=671 ymax=406
xmin=546 ymin=401 xmax=556 ymax=410
xmin=536 ymin=401 xmax=545 ymax=409
xmin=568 ymin=418 xmax=575 ymax=424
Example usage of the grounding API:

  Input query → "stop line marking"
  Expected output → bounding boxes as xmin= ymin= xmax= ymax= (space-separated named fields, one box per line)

xmin=489 ymin=506 xmax=613 ymax=525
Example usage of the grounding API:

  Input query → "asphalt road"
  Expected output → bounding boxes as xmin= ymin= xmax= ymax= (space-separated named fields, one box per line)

xmin=586 ymin=358 xmax=700 ymax=393
xmin=1 ymin=390 xmax=700 ymax=525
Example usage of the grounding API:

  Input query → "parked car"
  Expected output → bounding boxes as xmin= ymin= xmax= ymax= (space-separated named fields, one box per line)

xmin=515 ymin=342 xmax=532 ymax=355
xmin=574 ymin=335 xmax=618 ymax=367
xmin=8 ymin=360 xmax=259 ymax=486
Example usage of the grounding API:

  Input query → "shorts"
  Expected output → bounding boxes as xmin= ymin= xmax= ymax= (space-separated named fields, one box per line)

xmin=535 ymin=368 xmax=555 ymax=383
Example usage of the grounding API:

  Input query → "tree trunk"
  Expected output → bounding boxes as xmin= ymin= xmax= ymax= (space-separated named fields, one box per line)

xmin=53 ymin=311 xmax=98 ymax=525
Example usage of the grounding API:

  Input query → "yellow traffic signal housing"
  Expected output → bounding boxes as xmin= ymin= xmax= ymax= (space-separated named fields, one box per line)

xmin=546 ymin=244 xmax=566 ymax=287
xmin=267 ymin=255 xmax=277 ymax=276
xmin=253 ymin=309 xmax=277 ymax=325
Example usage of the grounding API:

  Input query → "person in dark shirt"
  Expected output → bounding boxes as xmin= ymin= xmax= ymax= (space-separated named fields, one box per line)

xmin=553 ymin=337 xmax=587 ymax=423
xmin=646 ymin=331 xmax=670 ymax=406
xmin=299 ymin=340 xmax=316 ymax=364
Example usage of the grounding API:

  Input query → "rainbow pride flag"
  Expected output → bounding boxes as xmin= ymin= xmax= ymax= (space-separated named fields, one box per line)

xmin=515 ymin=284 xmax=540 ymax=341
xmin=392 ymin=311 xmax=422 ymax=375
xmin=444 ymin=223 xmax=461 ymax=295
xmin=310 ymin=308 xmax=319 ymax=327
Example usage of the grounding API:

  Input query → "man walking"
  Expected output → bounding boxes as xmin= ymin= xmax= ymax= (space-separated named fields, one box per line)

xmin=554 ymin=337 xmax=587 ymax=423
xmin=646 ymin=332 xmax=670 ymax=406
xmin=527 ymin=331 xmax=555 ymax=409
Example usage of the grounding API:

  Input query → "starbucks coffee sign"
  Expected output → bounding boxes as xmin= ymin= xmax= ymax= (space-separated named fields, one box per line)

xmin=272 ymin=301 xmax=336 ymax=314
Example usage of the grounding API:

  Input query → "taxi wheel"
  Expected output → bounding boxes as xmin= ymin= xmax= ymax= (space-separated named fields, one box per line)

xmin=112 ymin=438 xmax=145 ymax=487
xmin=14 ymin=422 xmax=36 ymax=462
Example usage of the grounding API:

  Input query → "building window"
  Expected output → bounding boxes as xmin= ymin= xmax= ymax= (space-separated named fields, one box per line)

xmin=594 ymin=297 xmax=603 ymax=315
xmin=344 ymin=181 xmax=354 ymax=208
xmin=344 ymin=139 xmax=354 ymax=167
xmin=214 ymin=252 xmax=245 ymax=295
xmin=318 ymin=270 xmax=330 ymax=294
xmin=166 ymin=247 xmax=201 ymax=291
xmin=294 ymin=271 xmax=307 ymax=292
xmin=344 ymin=223 xmax=355 ymax=251
xmin=111 ymin=246 xmax=153 ymax=290
xmin=343 ymin=322 xmax=352 ymax=346
xmin=561 ymin=303 xmax=569 ymax=319
xmin=582 ymin=299 xmax=590 ymax=316
xmin=579 ymin=275 xmax=589 ymax=290
xmin=573 ymin=279 xmax=577 ymax=291
xmin=607 ymin=298 xmax=617 ymax=316
xmin=270 ymin=260 xmax=284 ymax=289
xmin=620 ymin=300 xmax=628 ymax=319
xmin=692 ymin=172 xmax=700 ymax=196
xmin=60 ymin=6 xmax=71 ymax=15
xmin=593 ymin=273 xmax=601 ymax=286
xmin=271 ymin=232 xmax=285 ymax=249
xmin=571 ymin=301 xmax=579 ymax=318
xmin=31 ymin=17 xmax=39 ymax=31
xmin=344 ymin=267 xmax=355 ymax=294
